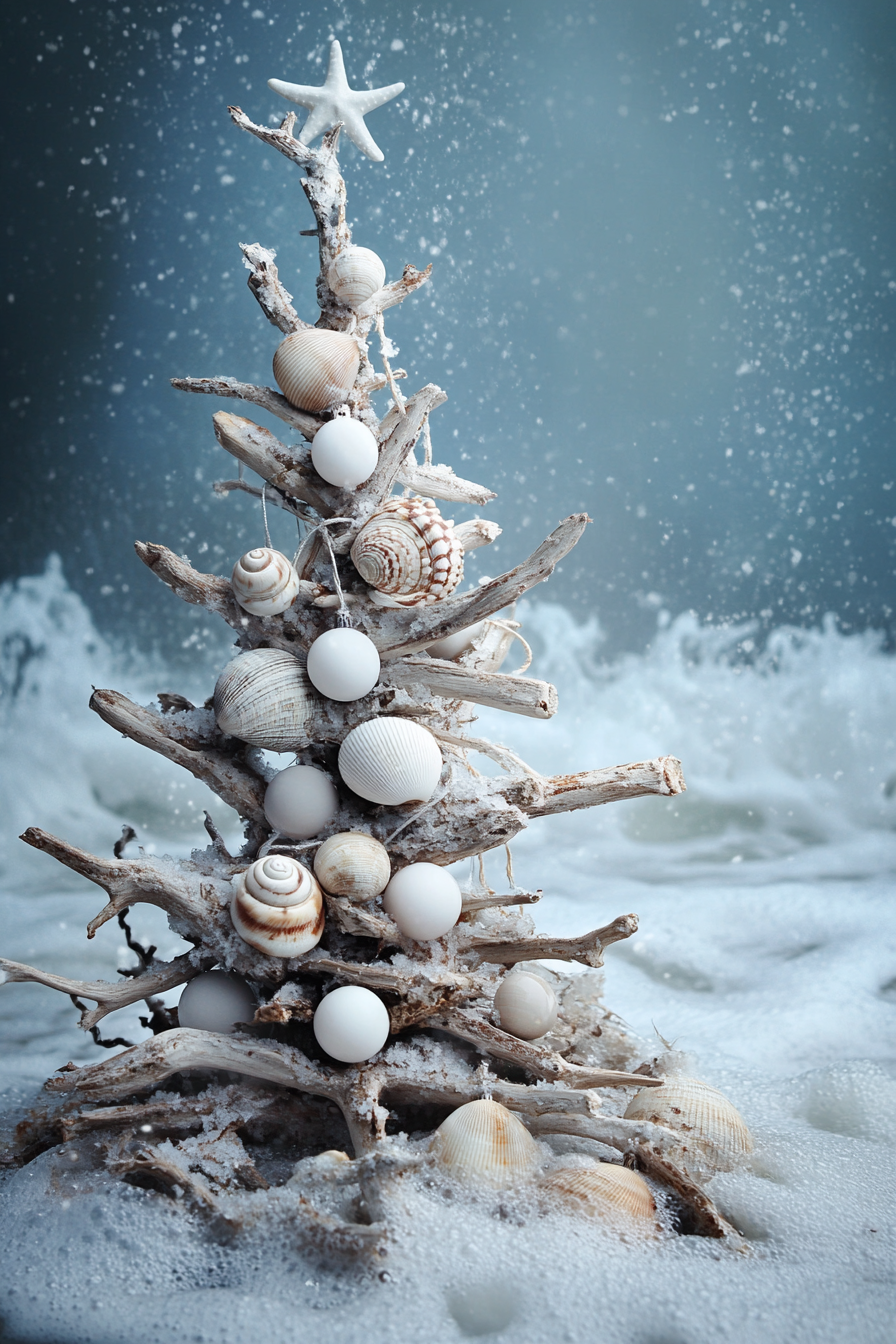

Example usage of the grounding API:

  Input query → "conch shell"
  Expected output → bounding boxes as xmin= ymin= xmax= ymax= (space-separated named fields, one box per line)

xmin=230 ymin=855 xmax=324 ymax=958
xmin=230 ymin=547 xmax=300 ymax=616
xmin=430 ymin=1099 xmax=539 ymax=1188
xmin=623 ymin=1076 xmax=753 ymax=1176
xmin=350 ymin=496 xmax=463 ymax=606
xmin=214 ymin=648 xmax=318 ymax=752
xmin=540 ymin=1163 xmax=657 ymax=1232
xmin=272 ymin=328 xmax=360 ymax=413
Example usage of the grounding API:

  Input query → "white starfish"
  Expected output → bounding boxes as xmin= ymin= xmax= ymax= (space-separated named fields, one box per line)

xmin=268 ymin=40 xmax=404 ymax=163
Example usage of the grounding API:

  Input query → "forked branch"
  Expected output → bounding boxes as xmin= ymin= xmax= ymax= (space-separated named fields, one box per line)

xmin=460 ymin=913 xmax=640 ymax=969
xmin=0 ymin=954 xmax=202 ymax=1031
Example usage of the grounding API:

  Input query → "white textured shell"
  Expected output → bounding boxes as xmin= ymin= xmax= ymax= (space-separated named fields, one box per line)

xmin=350 ymin=497 xmax=464 ymax=606
xmin=494 ymin=972 xmax=558 ymax=1041
xmin=272 ymin=328 xmax=361 ymax=413
xmin=313 ymin=831 xmax=391 ymax=901
xmin=337 ymin=717 xmax=443 ymax=806
xmin=623 ymin=1076 xmax=753 ymax=1174
xmin=327 ymin=246 xmax=386 ymax=308
xmin=230 ymin=547 xmax=300 ymax=616
xmin=540 ymin=1163 xmax=657 ymax=1230
xmin=230 ymin=856 xmax=324 ymax=958
xmin=431 ymin=1099 xmax=540 ymax=1188
xmin=214 ymin=649 xmax=318 ymax=752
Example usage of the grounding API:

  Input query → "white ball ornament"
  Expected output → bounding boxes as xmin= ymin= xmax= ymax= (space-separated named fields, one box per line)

xmin=338 ymin=717 xmax=443 ymax=806
xmin=306 ymin=627 xmax=381 ymax=702
xmin=311 ymin=409 xmax=379 ymax=489
xmin=494 ymin=972 xmax=558 ymax=1041
xmin=382 ymin=862 xmax=462 ymax=941
xmin=263 ymin=764 xmax=339 ymax=840
xmin=313 ymin=985 xmax=390 ymax=1063
xmin=177 ymin=971 xmax=256 ymax=1035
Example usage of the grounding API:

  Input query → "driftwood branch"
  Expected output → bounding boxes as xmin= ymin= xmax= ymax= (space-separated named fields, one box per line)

xmin=360 ymin=384 xmax=448 ymax=503
xmin=383 ymin=658 xmax=557 ymax=720
xmin=461 ymin=913 xmax=639 ymax=969
xmin=171 ymin=377 xmax=322 ymax=438
xmin=229 ymin=105 xmax=318 ymax=168
xmin=453 ymin=519 xmax=501 ymax=552
xmin=396 ymin=459 xmax=497 ymax=506
xmin=240 ymin=242 xmax=309 ymax=335
xmin=0 ymin=954 xmax=201 ymax=1031
xmin=355 ymin=263 xmax=433 ymax=319
xmin=460 ymin=890 xmax=542 ymax=914
xmin=212 ymin=412 xmax=336 ymax=515
xmin=524 ymin=756 xmax=686 ymax=817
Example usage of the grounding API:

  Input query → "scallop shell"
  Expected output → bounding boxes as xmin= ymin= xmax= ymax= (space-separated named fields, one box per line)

xmin=494 ymin=972 xmax=558 ymax=1041
xmin=327 ymin=246 xmax=386 ymax=308
xmin=273 ymin=328 xmax=361 ymax=413
xmin=350 ymin=497 xmax=464 ymax=606
xmin=337 ymin=717 xmax=443 ymax=806
xmin=623 ymin=1076 xmax=753 ymax=1175
xmin=431 ymin=1099 xmax=539 ymax=1188
xmin=313 ymin=832 xmax=391 ymax=902
xmin=230 ymin=855 xmax=325 ymax=958
xmin=231 ymin=547 xmax=300 ymax=616
xmin=540 ymin=1163 xmax=657 ymax=1231
xmin=214 ymin=648 xmax=318 ymax=753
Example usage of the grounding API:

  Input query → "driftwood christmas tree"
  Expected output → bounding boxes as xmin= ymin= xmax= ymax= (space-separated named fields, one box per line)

xmin=1 ymin=45 xmax=751 ymax=1249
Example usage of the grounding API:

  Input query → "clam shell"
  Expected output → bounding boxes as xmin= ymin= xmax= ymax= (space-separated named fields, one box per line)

xmin=313 ymin=831 xmax=391 ymax=901
xmin=327 ymin=246 xmax=386 ymax=308
xmin=337 ymin=717 xmax=443 ymax=806
xmin=623 ymin=1076 xmax=753 ymax=1174
xmin=431 ymin=1099 xmax=539 ymax=1188
xmin=272 ymin=329 xmax=361 ymax=413
xmin=494 ymin=972 xmax=558 ymax=1041
xmin=350 ymin=497 xmax=463 ymax=606
xmin=231 ymin=547 xmax=300 ymax=616
xmin=230 ymin=856 xmax=324 ymax=958
xmin=214 ymin=649 xmax=318 ymax=753
xmin=540 ymin=1163 xmax=657 ymax=1230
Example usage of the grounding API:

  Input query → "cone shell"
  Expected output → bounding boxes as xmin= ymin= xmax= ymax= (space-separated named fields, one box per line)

xmin=431 ymin=1099 xmax=539 ymax=1189
xmin=214 ymin=648 xmax=318 ymax=753
xmin=540 ymin=1163 xmax=657 ymax=1231
xmin=623 ymin=1076 xmax=753 ymax=1174
xmin=230 ymin=856 xmax=325 ymax=958
xmin=273 ymin=328 xmax=361 ymax=413
xmin=313 ymin=832 xmax=391 ymax=902
xmin=337 ymin=717 xmax=443 ymax=806
xmin=231 ymin=547 xmax=300 ymax=617
xmin=350 ymin=497 xmax=464 ymax=606
xmin=327 ymin=246 xmax=386 ymax=308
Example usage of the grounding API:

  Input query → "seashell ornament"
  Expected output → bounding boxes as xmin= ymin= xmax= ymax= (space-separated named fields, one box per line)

xmin=350 ymin=497 xmax=464 ymax=606
xmin=623 ymin=1076 xmax=753 ymax=1175
xmin=382 ymin=862 xmax=462 ymax=941
xmin=177 ymin=971 xmax=256 ymax=1035
xmin=230 ymin=547 xmax=300 ymax=617
xmin=338 ymin=717 xmax=443 ymax=806
xmin=313 ymin=984 xmax=390 ymax=1063
xmin=264 ymin=764 xmax=339 ymax=840
xmin=273 ymin=328 xmax=360 ymax=413
xmin=314 ymin=832 xmax=391 ymax=902
xmin=494 ymin=972 xmax=558 ymax=1041
xmin=311 ymin=406 xmax=379 ymax=489
xmin=327 ymin=246 xmax=386 ymax=309
xmin=214 ymin=649 xmax=318 ymax=753
xmin=306 ymin=626 xmax=381 ymax=702
xmin=230 ymin=855 xmax=325 ymax=958
xmin=540 ymin=1163 xmax=657 ymax=1231
xmin=431 ymin=1099 xmax=539 ymax=1188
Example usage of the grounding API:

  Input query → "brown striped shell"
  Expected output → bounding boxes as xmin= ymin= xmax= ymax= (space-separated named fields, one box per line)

xmin=349 ymin=496 xmax=464 ymax=606
xmin=272 ymin=328 xmax=361 ymax=413
xmin=230 ymin=547 xmax=300 ymax=617
xmin=230 ymin=855 xmax=325 ymax=959
xmin=540 ymin=1163 xmax=657 ymax=1232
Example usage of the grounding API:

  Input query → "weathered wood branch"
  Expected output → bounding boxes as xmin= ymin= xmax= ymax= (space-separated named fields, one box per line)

xmin=212 ymin=411 xmax=337 ymax=515
xmin=355 ymin=383 xmax=449 ymax=507
xmin=0 ymin=954 xmax=201 ymax=1031
xmin=171 ymin=376 xmax=322 ymax=438
xmin=355 ymin=263 xmax=433 ymax=319
xmin=460 ymin=890 xmax=542 ymax=914
xmin=396 ymin=458 xmax=497 ymax=506
xmin=454 ymin=519 xmax=501 ymax=552
xmin=229 ymin=105 xmax=318 ymax=168
xmin=240 ymin=242 xmax=309 ymax=335
xmin=460 ymin=914 xmax=639 ymax=969
xmin=385 ymin=657 xmax=557 ymax=720
xmin=524 ymin=756 xmax=685 ymax=817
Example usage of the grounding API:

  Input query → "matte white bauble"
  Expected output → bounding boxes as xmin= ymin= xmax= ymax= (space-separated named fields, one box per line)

xmin=264 ymin=764 xmax=339 ymax=840
xmin=425 ymin=621 xmax=485 ymax=661
xmin=313 ymin=985 xmax=390 ymax=1063
xmin=177 ymin=971 xmax=256 ymax=1035
xmin=338 ymin=717 xmax=443 ymax=806
xmin=494 ymin=972 xmax=558 ymax=1041
xmin=382 ymin=862 xmax=462 ymax=941
xmin=306 ymin=627 xmax=381 ymax=702
xmin=311 ymin=413 xmax=379 ymax=489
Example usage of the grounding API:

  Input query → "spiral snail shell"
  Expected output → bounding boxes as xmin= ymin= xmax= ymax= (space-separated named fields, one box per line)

xmin=431 ymin=1099 xmax=539 ymax=1188
xmin=230 ymin=547 xmax=300 ymax=617
xmin=350 ymin=497 xmax=464 ymax=606
xmin=327 ymin=246 xmax=386 ymax=308
xmin=214 ymin=648 xmax=318 ymax=753
xmin=230 ymin=855 xmax=325 ymax=958
xmin=539 ymin=1163 xmax=657 ymax=1231
xmin=272 ymin=328 xmax=361 ymax=413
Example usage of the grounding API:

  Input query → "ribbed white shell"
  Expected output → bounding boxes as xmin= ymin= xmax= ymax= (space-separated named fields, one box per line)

xmin=313 ymin=832 xmax=392 ymax=901
xmin=540 ymin=1163 xmax=656 ymax=1229
xmin=327 ymin=246 xmax=386 ymax=307
xmin=623 ymin=1076 xmax=753 ymax=1173
xmin=230 ymin=547 xmax=300 ymax=616
xmin=494 ymin=972 xmax=558 ymax=1041
xmin=272 ymin=328 xmax=360 ymax=413
xmin=431 ymin=1099 xmax=539 ymax=1188
xmin=350 ymin=497 xmax=464 ymax=606
xmin=214 ymin=649 xmax=318 ymax=752
xmin=337 ymin=717 xmax=443 ymax=806
xmin=230 ymin=856 xmax=324 ymax=958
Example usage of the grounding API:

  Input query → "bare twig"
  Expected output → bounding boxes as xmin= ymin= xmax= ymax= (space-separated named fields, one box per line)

xmin=460 ymin=913 xmax=639 ymax=969
xmin=171 ymin=376 xmax=322 ymax=438
xmin=239 ymin=242 xmax=310 ymax=335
